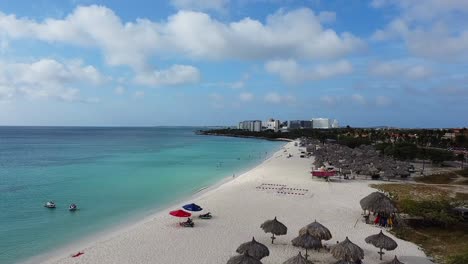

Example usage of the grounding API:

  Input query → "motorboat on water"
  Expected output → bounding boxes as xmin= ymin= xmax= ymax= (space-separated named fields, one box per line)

xmin=44 ymin=201 xmax=56 ymax=208
xmin=69 ymin=203 xmax=77 ymax=211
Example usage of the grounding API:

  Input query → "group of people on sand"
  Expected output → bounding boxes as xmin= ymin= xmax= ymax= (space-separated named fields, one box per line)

xmin=365 ymin=212 xmax=396 ymax=228
xmin=374 ymin=213 xmax=396 ymax=228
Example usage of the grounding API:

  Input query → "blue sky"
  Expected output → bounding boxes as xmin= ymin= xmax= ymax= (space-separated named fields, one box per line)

xmin=0 ymin=0 xmax=467 ymax=127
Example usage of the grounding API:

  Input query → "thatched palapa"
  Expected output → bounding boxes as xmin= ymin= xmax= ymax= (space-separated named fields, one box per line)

xmin=299 ymin=220 xmax=332 ymax=241
xmin=227 ymin=251 xmax=263 ymax=264
xmin=292 ymin=233 xmax=322 ymax=260
xmin=331 ymin=237 xmax=364 ymax=262
xmin=260 ymin=217 xmax=288 ymax=244
xmin=236 ymin=237 xmax=270 ymax=260
xmin=360 ymin=192 xmax=397 ymax=215
xmin=334 ymin=261 xmax=356 ymax=264
xmin=282 ymin=252 xmax=313 ymax=264
xmin=365 ymin=230 xmax=398 ymax=260
xmin=382 ymin=255 xmax=404 ymax=264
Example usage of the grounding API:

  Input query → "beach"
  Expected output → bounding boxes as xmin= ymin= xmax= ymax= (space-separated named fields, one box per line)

xmin=42 ymin=141 xmax=432 ymax=264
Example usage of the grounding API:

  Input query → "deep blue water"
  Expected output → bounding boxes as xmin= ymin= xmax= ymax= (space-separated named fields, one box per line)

xmin=0 ymin=127 xmax=283 ymax=264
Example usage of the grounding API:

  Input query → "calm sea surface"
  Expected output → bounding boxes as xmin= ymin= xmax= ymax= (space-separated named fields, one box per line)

xmin=0 ymin=127 xmax=283 ymax=264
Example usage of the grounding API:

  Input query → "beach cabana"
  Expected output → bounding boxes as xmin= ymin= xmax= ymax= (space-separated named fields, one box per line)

xmin=227 ymin=251 xmax=263 ymax=264
xmin=299 ymin=220 xmax=332 ymax=241
xmin=260 ymin=217 xmax=288 ymax=244
xmin=292 ymin=233 xmax=322 ymax=260
xmin=282 ymin=252 xmax=313 ymax=264
xmin=383 ymin=256 xmax=404 ymax=264
xmin=236 ymin=237 xmax=269 ymax=260
xmin=365 ymin=230 xmax=398 ymax=260
xmin=331 ymin=237 xmax=364 ymax=262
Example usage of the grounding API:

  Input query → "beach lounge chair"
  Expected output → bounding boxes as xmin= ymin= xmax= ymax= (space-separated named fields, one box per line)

xmin=199 ymin=212 xmax=212 ymax=219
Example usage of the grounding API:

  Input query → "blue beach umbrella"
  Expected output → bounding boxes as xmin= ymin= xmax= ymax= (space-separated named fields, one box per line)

xmin=182 ymin=203 xmax=203 ymax=212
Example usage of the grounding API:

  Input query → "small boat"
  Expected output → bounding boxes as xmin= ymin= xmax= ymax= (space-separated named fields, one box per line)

xmin=44 ymin=201 xmax=56 ymax=208
xmin=69 ymin=203 xmax=77 ymax=211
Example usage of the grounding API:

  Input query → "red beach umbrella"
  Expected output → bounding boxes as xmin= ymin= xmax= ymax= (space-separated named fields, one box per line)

xmin=169 ymin=209 xmax=191 ymax=218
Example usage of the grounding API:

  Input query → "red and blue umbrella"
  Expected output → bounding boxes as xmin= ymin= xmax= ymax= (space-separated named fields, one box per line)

xmin=169 ymin=209 xmax=191 ymax=218
xmin=182 ymin=203 xmax=203 ymax=212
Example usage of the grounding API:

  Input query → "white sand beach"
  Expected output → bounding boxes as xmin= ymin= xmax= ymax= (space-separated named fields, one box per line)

xmin=44 ymin=141 xmax=432 ymax=264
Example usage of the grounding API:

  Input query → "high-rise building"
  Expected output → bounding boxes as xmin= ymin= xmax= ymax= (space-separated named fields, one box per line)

xmin=312 ymin=118 xmax=331 ymax=129
xmin=287 ymin=120 xmax=313 ymax=129
xmin=238 ymin=120 xmax=262 ymax=132
xmin=263 ymin=118 xmax=281 ymax=132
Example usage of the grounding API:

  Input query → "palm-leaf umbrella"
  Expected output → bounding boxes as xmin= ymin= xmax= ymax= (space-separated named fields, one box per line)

xmin=382 ymin=255 xmax=404 ymax=264
xmin=260 ymin=217 xmax=288 ymax=244
xmin=365 ymin=230 xmax=398 ymax=260
xmin=282 ymin=252 xmax=313 ymax=264
xmin=331 ymin=237 xmax=364 ymax=262
xmin=360 ymin=192 xmax=397 ymax=215
xmin=292 ymin=233 xmax=322 ymax=260
xmin=299 ymin=220 xmax=332 ymax=241
xmin=227 ymin=251 xmax=263 ymax=264
xmin=236 ymin=237 xmax=269 ymax=260
xmin=334 ymin=261 xmax=355 ymax=264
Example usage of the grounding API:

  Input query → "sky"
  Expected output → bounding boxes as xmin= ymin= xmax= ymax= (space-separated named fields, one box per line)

xmin=0 ymin=0 xmax=467 ymax=127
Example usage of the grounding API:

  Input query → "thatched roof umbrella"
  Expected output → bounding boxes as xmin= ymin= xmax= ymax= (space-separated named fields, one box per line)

xmin=260 ymin=217 xmax=288 ymax=244
xmin=334 ymin=261 xmax=356 ymax=264
xmin=360 ymin=192 xmax=397 ymax=215
xmin=236 ymin=237 xmax=269 ymax=260
xmin=331 ymin=237 xmax=364 ymax=262
xmin=282 ymin=252 xmax=313 ymax=264
xmin=227 ymin=251 xmax=263 ymax=264
xmin=365 ymin=230 xmax=398 ymax=260
xmin=292 ymin=233 xmax=322 ymax=260
xmin=299 ymin=220 xmax=332 ymax=241
xmin=382 ymin=256 xmax=404 ymax=264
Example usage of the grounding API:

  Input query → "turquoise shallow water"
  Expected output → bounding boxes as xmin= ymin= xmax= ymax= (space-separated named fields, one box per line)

xmin=0 ymin=127 xmax=283 ymax=264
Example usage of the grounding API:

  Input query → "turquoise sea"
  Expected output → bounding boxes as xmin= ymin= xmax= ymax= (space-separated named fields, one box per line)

xmin=0 ymin=127 xmax=283 ymax=264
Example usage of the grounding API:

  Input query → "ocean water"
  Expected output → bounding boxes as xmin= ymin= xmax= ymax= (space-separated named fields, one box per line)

xmin=0 ymin=127 xmax=283 ymax=264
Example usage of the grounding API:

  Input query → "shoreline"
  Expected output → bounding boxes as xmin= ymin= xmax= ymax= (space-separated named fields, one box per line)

xmin=24 ymin=142 xmax=286 ymax=264
xmin=39 ymin=141 xmax=431 ymax=264
xmin=197 ymin=132 xmax=293 ymax=142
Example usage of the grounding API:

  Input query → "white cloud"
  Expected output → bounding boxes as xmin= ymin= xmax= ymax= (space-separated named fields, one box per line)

xmin=264 ymin=92 xmax=296 ymax=104
xmin=369 ymin=60 xmax=432 ymax=79
xmin=114 ymin=86 xmax=125 ymax=95
xmin=204 ymin=74 xmax=250 ymax=89
xmin=0 ymin=59 xmax=105 ymax=101
xmin=320 ymin=95 xmax=339 ymax=106
xmin=134 ymin=65 xmax=201 ymax=86
xmin=375 ymin=95 xmax=392 ymax=106
xmin=239 ymin=92 xmax=254 ymax=102
xmin=170 ymin=0 xmax=228 ymax=12
xmin=208 ymin=92 xmax=224 ymax=108
xmin=134 ymin=90 xmax=145 ymax=99
xmin=265 ymin=59 xmax=353 ymax=84
xmin=371 ymin=0 xmax=468 ymax=21
xmin=0 ymin=85 xmax=15 ymax=100
xmin=351 ymin=94 xmax=366 ymax=105
xmin=371 ymin=1 xmax=468 ymax=60
xmin=318 ymin=11 xmax=336 ymax=23
xmin=0 ymin=6 xmax=364 ymax=65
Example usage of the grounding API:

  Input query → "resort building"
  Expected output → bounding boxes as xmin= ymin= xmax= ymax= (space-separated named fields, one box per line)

xmin=287 ymin=120 xmax=313 ymax=129
xmin=238 ymin=120 xmax=262 ymax=132
xmin=263 ymin=118 xmax=281 ymax=132
xmin=312 ymin=118 xmax=332 ymax=129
